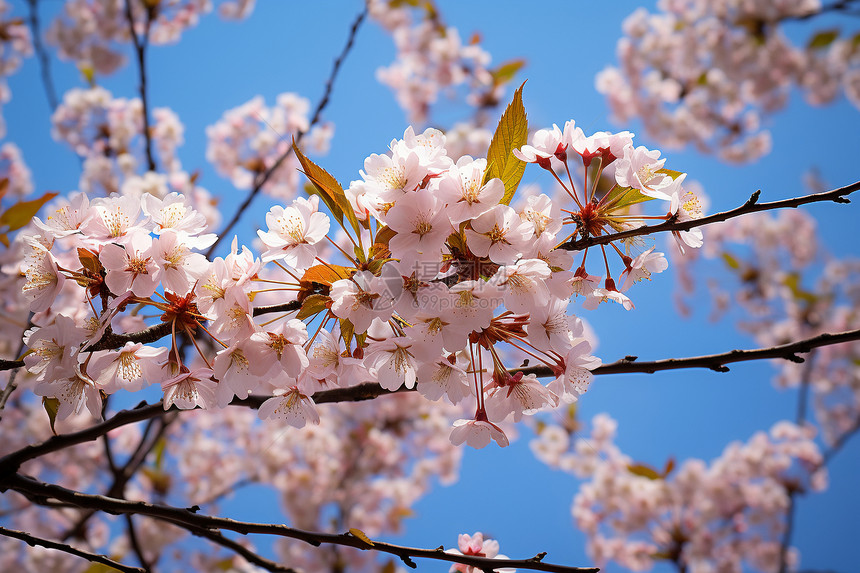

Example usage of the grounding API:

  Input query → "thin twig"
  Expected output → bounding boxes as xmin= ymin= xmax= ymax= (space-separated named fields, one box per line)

xmin=124 ymin=514 xmax=153 ymax=573
xmin=205 ymin=6 xmax=368 ymax=259
xmin=557 ymin=180 xmax=859 ymax=252
xmin=0 ymin=525 xmax=146 ymax=573
xmin=26 ymin=0 xmax=58 ymax=111
xmin=123 ymin=0 xmax=157 ymax=172
xmin=777 ymin=353 xmax=817 ymax=573
xmin=4 ymin=474 xmax=599 ymax=573
xmin=63 ymin=416 xmax=169 ymax=545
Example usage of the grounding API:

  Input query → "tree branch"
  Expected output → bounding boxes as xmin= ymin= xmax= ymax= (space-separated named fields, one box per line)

xmin=0 ymin=525 xmax=146 ymax=573
xmin=557 ymin=180 xmax=859 ymax=251
xmin=522 ymin=328 xmax=860 ymax=377
xmin=26 ymin=0 xmax=58 ymax=112
xmin=205 ymin=6 xmax=368 ymax=259
xmin=184 ymin=522 xmax=298 ymax=573
xmin=4 ymin=473 xmax=599 ymax=573
xmin=4 ymin=328 xmax=859 ymax=477
xmin=123 ymin=0 xmax=157 ymax=172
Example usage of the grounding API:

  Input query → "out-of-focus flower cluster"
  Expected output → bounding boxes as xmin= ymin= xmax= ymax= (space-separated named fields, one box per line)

xmin=46 ymin=0 xmax=254 ymax=76
xmin=597 ymin=0 xmax=860 ymax=162
xmin=531 ymin=413 xmax=827 ymax=572
xmin=672 ymin=206 xmax=860 ymax=446
xmin=369 ymin=0 xmax=520 ymax=124
xmin=0 ymin=0 xmax=32 ymax=140
xmin=205 ymin=93 xmax=333 ymax=199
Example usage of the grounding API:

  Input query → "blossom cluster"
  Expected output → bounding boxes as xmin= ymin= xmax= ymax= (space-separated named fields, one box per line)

xmin=46 ymin=0 xmax=253 ymax=75
xmin=16 ymin=114 xmax=703 ymax=451
xmin=597 ymin=0 xmax=860 ymax=162
xmin=369 ymin=0 xmax=511 ymax=124
xmin=0 ymin=1 xmax=32 ymax=140
xmin=532 ymin=413 xmax=827 ymax=572
xmin=676 ymin=206 xmax=860 ymax=447
xmin=205 ymin=93 xmax=334 ymax=199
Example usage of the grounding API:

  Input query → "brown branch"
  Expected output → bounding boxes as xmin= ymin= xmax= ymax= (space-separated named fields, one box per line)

xmin=63 ymin=415 xmax=171 ymax=542
xmin=521 ymin=328 xmax=860 ymax=377
xmin=5 ymin=329 xmax=860 ymax=477
xmin=123 ymin=0 xmax=157 ymax=172
xmin=4 ymin=473 xmax=599 ymax=573
xmin=0 ymin=525 xmax=146 ymax=573
xmin=185 ymin=523 xmax=297 ymax=573
xmin=557 ymin=180 xmax=859 ymax=251
xmin=86 ymin=321 xmax=174 ymax=352
xmin=206 ymin=7 xmax=368 ymax=259
xmin=252 ymin=300 xmax=302 ymax=317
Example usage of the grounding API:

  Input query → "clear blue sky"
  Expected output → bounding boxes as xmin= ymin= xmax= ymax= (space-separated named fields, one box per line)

xmin=5 ymin=1 xmax=860 ymax=571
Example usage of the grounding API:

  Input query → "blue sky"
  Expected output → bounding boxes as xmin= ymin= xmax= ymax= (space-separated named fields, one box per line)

xmin=5 ymin=1 xmax=860 ymax=571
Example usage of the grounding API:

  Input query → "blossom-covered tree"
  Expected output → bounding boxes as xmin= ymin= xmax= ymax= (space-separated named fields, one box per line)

xmin=0 ymin=1 xmax=858 ymax=573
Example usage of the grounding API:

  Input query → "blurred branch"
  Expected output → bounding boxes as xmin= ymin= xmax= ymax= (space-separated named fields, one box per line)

xmin=0 ymin=316 xmax=32 ymax=420
xmin=0 ymin=525 xmax=145 ymax=573
xmin=777 ymin=354 xmax=817 ymax=573
xmin=185 ymin=523 xmax=298 ymax=573
xmin=123 ymin=0 xmax=157 ymax=172
xmin=62 ymin=415 xmax=171 ymax=542
xmin=4 ymin=473 xmax=599 ymax=573
xmin=206 ymin=7 xmax=368 ymax=259
xmin=26 ymin=0 xmax=58 ymax=111
xmin=557 ymin=180 xmax=859 ymax=252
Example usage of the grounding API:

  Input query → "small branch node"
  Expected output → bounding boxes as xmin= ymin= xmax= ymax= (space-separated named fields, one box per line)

xmin=833 ymin=196 xmax=851 ymax=203
xmin=786 ymin=354 xmax=806 ymax=364
xmin=528 ymin=552 xmax=547 ymax=562
xmin=710 ymin=365 xmax=731 ymax=373
xmin=399 ymin=554 xmax=418 ymax=569
xmin=746 ymin=190 xmax=761 ymax=205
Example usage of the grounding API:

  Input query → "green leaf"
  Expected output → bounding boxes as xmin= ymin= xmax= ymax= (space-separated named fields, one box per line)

xmin=0 ymin=191 xmax=58 ymax=233
xmin=340 ymin=318 xmax=355 ymax=348
xmin=296 ymin=293 xmax=330 ymax=320
xmin=303 ymin=182 xmax=343 ymax=227
xmin=83 ymin=562 xmax=127 ymax=573
xmin=808 ymin=29 xmax=839 ymax=50
xmin=721 ymin=252 xmax=741 ymax=270
xmin=153 ymin=436 xmax=167 ymax=470
xmin=782 ymin=272 xmax=817 ymax=304
xmin=484 ymin=81 xmax=528 ymax=205
xmin=492 ymin=58 xmax=526 ymax=85
xmin=42 ymin=397 xmax=60 ymax=436
xmin=293 ymin=140 xmax=361 ymax=236
xmin=627 ymin=462 xmax=661 ymax=480
xmin=657 ymin=168 xmax=685 ymax=181
xmin=603 ymin=185 xmax=653 ymax=211
xmin=349 ymin=527 xmax=375 ymax=546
